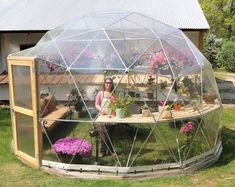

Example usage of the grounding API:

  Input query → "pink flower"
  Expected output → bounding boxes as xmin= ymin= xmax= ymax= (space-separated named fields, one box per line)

xmin=181 ymin=122 xmax=194 ymax=134
xmin=110 ymin=95 xmax=115 ymax=103
xmin=52 ymin=138 xmax=92 ymax=157
xmin=159 ymin=100 xmax=165 ymax=106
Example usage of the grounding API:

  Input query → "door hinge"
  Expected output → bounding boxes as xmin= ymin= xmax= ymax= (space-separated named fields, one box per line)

xmin=10 ymin=108 xmax=15 ymax=113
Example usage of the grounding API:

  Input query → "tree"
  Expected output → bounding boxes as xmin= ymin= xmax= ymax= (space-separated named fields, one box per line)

xmin=203 ymin=34 xmax=223 ymax=68
xmin=216 ymin=40 xmax=235 ymax=72
xmin=200 ymin=0 xmax=235 ymax=39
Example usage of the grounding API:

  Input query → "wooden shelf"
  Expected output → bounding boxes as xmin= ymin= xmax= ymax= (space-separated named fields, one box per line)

xmin=95 ymin=103 xmax=221 ymax=124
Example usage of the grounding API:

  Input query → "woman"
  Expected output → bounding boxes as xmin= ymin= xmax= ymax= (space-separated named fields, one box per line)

xmin=95 ymin=77 xmax=115 ymax=157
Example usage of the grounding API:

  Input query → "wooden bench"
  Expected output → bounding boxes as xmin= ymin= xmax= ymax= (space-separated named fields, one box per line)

xmin=41 ymin=105 xmax=72 ymax=132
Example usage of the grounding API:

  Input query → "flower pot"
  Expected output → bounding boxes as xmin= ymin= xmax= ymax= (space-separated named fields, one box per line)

xmin=58 ymin=153 xmax=82 ymax=164
xmin=147 ymin=92 xmax=153 ymax=100
xmin=116 ymin=108 xmax=125 ymax=118
xmin=204 ymin=93 xmax=217 ymax=104
xmin=161 ymin=110 xmax=172 ymax=119
xmin=75 ymin=101 xmax=83 ymax=112
xmin=174 ymin=103 xmax=182 ymax=111
xmin=158 ymin=105 xmax=164 ymax=113
xmin=142 ymin=108 xmax=151 ymax=117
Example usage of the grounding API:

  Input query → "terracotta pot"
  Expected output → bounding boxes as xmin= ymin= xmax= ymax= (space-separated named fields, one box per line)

xmin=174 ymin=103 xmax=182 ymax=111
xmin=142 ymin=108 xmax=151 ymax=117
xmin=204 ymin=93 xmax=217 ymax=104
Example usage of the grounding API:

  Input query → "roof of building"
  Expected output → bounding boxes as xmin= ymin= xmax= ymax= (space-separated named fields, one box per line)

xmin=0 ymin=0 xmax=209 ymax=31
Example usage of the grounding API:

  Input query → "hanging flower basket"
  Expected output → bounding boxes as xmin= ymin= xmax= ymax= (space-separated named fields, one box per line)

xmin=52 ymin=137 xmax=92 ymax=164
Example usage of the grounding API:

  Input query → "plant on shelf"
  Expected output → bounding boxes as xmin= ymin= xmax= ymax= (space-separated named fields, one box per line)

xmin=66 ymin=87 xmax=83 ymax=114
xmin=203 ymin=90 xmax=217 ymax=104
xmin=159 ymin=80 xmax=167 ymax=90
xmin=173 ymin=99 xmax=183 ymax=111
xmin=161 ymin=105 xmax=172 ymax=119
xmin=52 ymin=137 xmax=92 ymax=164
xmin=111 ymin=92 xmax=134 ymax=118
xmin=146 ymin=75 xmax=155 ymax=99
xmin=141 ymin=104 xmax=151 ymax=117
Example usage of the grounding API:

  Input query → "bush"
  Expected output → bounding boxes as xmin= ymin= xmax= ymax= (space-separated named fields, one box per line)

xmin=203 ymin=34 xmax=223 ymax=68
xmin=216 ymin=40 xmax=235 ymax=72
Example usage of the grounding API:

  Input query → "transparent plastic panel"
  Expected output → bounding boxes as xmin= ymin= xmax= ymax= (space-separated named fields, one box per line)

xmin=55 ymin=17 xmax=91 ymax=40
xmin=37 ymin=42 xmax=67 ymax=68
xmin=42 ymin=121 xmax=94 ymax=164
xmin=106 ymin=30 xmax=156 ymax=68
xmin=182 ymin=32 xmax=211 ymax=67
xmin=12 ymin=65 xmax=32 ymax=110
xmin=129 ymin=123 xmax=177 ymax=167
xmin=16 ymin=112 xmax=35 ymax=157
xmin=177 ymin=118 xmax=211 ymax=161
xmin=201 ymin=108 xmax=222 ymax=148
xmin=83 ymin=12 xmax=129 ymax=30
xmin=160 ymin=31 xmax=200 ymax=78
xmin=177 ymin=69 xmax=203 ymax=114
xmin=126 ymin=12 xmax=178 ymax=38
xmin=182 ymin=119 xmax=211 ymax=161
xmin=152 ymin=121 xmax=180 ymax=163
xmin=70 ymin=32 xmax=126 ymax=72
xmin=202 ymin=67 xmax=221 ymax=106
xmin=105 ymin=13 xmax=155 ymax=38
xmin=37 ymin=32 xmax=53 ymax=45
xmin=130 ymin=40 xmax=174 ymax=78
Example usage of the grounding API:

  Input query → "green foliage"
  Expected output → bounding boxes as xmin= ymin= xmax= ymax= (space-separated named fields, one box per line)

xmin=200 ymin=0 xmax=235 ymax=39
xmin=216 ymin=40 xmax=235 ymax=72
xmin=203 ymin=34 xmax=223 ymax=68
xmin=111 ymin=93 xmax=134 ymax=116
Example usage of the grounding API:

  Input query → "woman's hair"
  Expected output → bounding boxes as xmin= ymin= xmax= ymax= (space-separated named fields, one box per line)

xmin=103 ymin=77 xmax=114 ymax=92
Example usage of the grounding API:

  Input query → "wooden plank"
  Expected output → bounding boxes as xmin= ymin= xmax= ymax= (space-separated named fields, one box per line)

xmin=8 ymin=60 xmax=17 ymax=152
xmin=31 ymin=60 xmax=42 ymax=167
xmin=14 ymin=106 xmax=34 ymax=116
xmin=41 ymin=106 xmax=72 ymax=131
xmin=95 ymin=104 xmax=221 ymax=124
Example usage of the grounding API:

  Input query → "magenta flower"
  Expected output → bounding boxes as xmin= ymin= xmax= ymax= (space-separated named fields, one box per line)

xmin=52 ymin=137 xmax=92 ymax=157
xmin=159 ymin=100 xmax=165 ymax=106
xmin=181 ymin=122 xmax=194 ymax=134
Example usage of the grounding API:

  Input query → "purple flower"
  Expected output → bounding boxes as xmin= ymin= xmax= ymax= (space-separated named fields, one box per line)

xmin=159 ymin=100 xmax=165 ymax=106
xmin=52 ymin=137 xmax=92 ymax=157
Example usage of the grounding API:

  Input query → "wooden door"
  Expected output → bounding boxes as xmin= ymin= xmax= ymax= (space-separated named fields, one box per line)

xmin=8 ymin=57 xmax=41 ymax=168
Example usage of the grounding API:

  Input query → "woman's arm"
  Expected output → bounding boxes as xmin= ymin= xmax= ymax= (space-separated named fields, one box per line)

xmin=95 ymin=91 xmax=103 ymax=112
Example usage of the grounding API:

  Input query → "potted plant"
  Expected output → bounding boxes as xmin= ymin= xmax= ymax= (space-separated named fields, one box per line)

xmin=111 ymin=93 xmax=134 ymax=118
xmin=161 ymin=105 xmax=172 ymax=119
xmin=52 ymin=137 xmax=92 ymax=164
xmin=159 ymin=80 xmax=167 ymax=90
xmin=204 ymin=91 xmax=217 ymax=104
xmin=142 ymin=104 xmax=151 ymax=117
xmin=173 ymin=99 xmax=183 ymax=111
xmin=158 ymin=100 xmax=165 ymax=113
xmin=146 ymin=75 xmax=155 ymax=99
xmin=66 ymin=88 xmax=83 ymax=117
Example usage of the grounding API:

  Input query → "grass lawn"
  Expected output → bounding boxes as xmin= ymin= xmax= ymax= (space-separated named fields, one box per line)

xmin=1 ymin=107 xmax=235 ymax=186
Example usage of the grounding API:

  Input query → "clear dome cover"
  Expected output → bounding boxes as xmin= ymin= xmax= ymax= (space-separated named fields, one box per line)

xmin=10 ymin=12 xmax=222 ymax=177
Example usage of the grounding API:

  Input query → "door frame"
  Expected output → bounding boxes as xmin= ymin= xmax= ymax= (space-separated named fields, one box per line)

xmin=8 ymin=57 xmax=41 ymax=168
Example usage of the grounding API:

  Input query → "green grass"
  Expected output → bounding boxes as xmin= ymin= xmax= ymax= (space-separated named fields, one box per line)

xmin=1 ymin=107 xmax=235 ymax=186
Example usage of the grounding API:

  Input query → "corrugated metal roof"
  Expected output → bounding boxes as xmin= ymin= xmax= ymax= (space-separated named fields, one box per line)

xmin=0 ymin=0 xmax=209 ymax=31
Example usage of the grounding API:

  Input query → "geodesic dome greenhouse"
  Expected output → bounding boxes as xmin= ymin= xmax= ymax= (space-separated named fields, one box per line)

xmin=8 ymin=12 xmax=222 ymax=179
